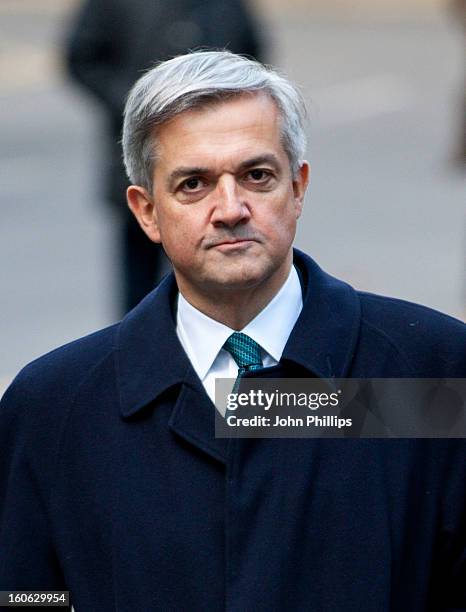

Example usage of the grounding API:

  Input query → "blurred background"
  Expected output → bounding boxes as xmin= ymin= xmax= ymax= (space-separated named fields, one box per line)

xmin=1 ymin=0 xmax=465 ymax=393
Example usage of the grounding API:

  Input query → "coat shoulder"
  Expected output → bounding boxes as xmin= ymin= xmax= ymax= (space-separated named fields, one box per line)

xmin=0 ymin=324 xmax=122 ymax=525
xmin=0 ymin=323 xmax=119 ymax=421
xmin=357 ymin=292 xmax=466 ymax=376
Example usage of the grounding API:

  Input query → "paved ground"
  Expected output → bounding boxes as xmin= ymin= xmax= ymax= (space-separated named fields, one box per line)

xmin=1 ymin=2 xmax=465 ymax=391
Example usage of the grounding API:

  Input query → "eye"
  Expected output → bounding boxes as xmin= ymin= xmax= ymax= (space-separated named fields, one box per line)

xmin=247 ymin=169 xmax=271 ymax=182
xmin=180 ymin=176 xmax=205 ymax=192
xmin=242 ymin=168 xmax=276 ymax=190
xmin=244 ymin=168 xmax=273 ymax=187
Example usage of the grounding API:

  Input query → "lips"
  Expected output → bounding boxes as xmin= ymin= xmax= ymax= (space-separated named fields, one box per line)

xmin=207 ymin=235 xmax=259 ymax=249
xmin=208 ymin=239 xmax=259 ymax=253
xmin=213 ymin=239 xmax=253 ymax=247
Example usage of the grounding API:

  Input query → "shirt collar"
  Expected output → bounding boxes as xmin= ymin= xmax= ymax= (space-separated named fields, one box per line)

xmin=176 ymin=265 xmax=303 ymax=381
xmin=242 ymin=265 xmax=302 ymax=361
xmin=176 ymin=293 xmax=234 ymax=381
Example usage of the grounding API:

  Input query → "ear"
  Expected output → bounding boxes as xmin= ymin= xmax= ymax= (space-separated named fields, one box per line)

xmin=292 ymin=161 xmax=310 ymax=219
xmin=126 ymin=185 xmax=161 ymax=243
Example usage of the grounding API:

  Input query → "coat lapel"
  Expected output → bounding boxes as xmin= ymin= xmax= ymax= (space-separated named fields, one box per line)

xmin=168 ymin=371 xmax=229 ymax=463
xmin=116 ymin=274 xmax=228 ymax=463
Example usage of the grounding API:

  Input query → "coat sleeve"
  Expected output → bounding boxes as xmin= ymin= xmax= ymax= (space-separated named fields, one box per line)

xmin=0 ymin=376 xmax=70 ymax=604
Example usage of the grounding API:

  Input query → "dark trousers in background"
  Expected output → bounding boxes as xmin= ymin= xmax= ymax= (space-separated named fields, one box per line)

xmin=121 ymin=212 xmax=168 ymax=314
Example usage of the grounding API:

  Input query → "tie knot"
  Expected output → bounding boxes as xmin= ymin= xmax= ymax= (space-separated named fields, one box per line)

xmin=223 ymin=332 xmax=263 ymax=371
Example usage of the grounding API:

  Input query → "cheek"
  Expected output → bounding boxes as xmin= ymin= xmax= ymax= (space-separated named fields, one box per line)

xmin=269 ymin=208 xmax=298 ymax=250
xmin=259 ymin=195 xmax=297 ymax=236
xmin=158 ymin=216 xmax=200 ymax=261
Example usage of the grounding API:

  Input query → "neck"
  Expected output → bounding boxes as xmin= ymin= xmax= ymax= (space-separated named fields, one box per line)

xmin=177 ymin=263 xmax=292 ymax=330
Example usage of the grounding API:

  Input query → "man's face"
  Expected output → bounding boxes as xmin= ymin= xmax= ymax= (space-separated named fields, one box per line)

xmin=128 ymin=93 xmax=309 ymax=304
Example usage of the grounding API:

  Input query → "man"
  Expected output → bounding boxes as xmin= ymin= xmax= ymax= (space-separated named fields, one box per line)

xmin=1 ymin=51 xmax=465 ymax=611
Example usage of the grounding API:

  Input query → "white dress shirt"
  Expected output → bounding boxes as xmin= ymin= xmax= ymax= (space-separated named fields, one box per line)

xmin=176 ymin=265 xmax=303 ymax=405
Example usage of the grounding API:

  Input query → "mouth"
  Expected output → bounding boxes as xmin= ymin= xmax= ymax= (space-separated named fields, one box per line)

xmin=210 ymin=239 xmax=257 ymax=251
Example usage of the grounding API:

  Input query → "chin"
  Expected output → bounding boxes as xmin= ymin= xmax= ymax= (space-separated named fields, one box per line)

xmin=207 ymin=264 xmax=274 ymax=292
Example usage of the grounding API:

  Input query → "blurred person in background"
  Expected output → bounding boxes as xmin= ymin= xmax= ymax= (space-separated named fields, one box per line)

xmin=65 ymin=0 xmax=264 ymax=314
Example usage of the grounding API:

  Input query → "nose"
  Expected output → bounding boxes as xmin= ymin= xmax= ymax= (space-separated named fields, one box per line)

xmin=210 ymin=175 xmax=251 ymax=228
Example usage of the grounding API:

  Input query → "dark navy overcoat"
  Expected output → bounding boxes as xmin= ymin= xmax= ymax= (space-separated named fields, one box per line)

xmin=1 ymin=251 xmax=465 ymax=611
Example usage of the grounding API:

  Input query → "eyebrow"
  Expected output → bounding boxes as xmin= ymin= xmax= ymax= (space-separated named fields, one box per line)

xmin=166 ymin=154 xmax=281 ymax=189
xmin=236 ymin=154 xmax=281 ymax=172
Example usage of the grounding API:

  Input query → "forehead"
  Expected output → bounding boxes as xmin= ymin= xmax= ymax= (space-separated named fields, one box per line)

xmin=153 ymin=93 xmax=288 ymax=174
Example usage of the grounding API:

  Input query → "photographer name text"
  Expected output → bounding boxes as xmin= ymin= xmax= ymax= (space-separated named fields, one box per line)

xmin=226 ymin=415 xmax=352 ymax=428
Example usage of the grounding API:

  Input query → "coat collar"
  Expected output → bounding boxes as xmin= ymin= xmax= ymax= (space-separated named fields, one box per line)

xmin=282 ymin=250 xmax=361 ymax=379
xmin=116 ymin=273 xmax=189 ymax=418
xmin=116 ymin=249 xmax=361 ymax=420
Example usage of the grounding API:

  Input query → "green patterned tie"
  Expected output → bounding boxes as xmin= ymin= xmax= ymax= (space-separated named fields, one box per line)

xmin=223 ymin=332 xmax=263 ymax=392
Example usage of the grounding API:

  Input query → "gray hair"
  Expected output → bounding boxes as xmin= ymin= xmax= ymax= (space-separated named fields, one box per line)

xmin=122 ymin=50 xmax=307 ymax=191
